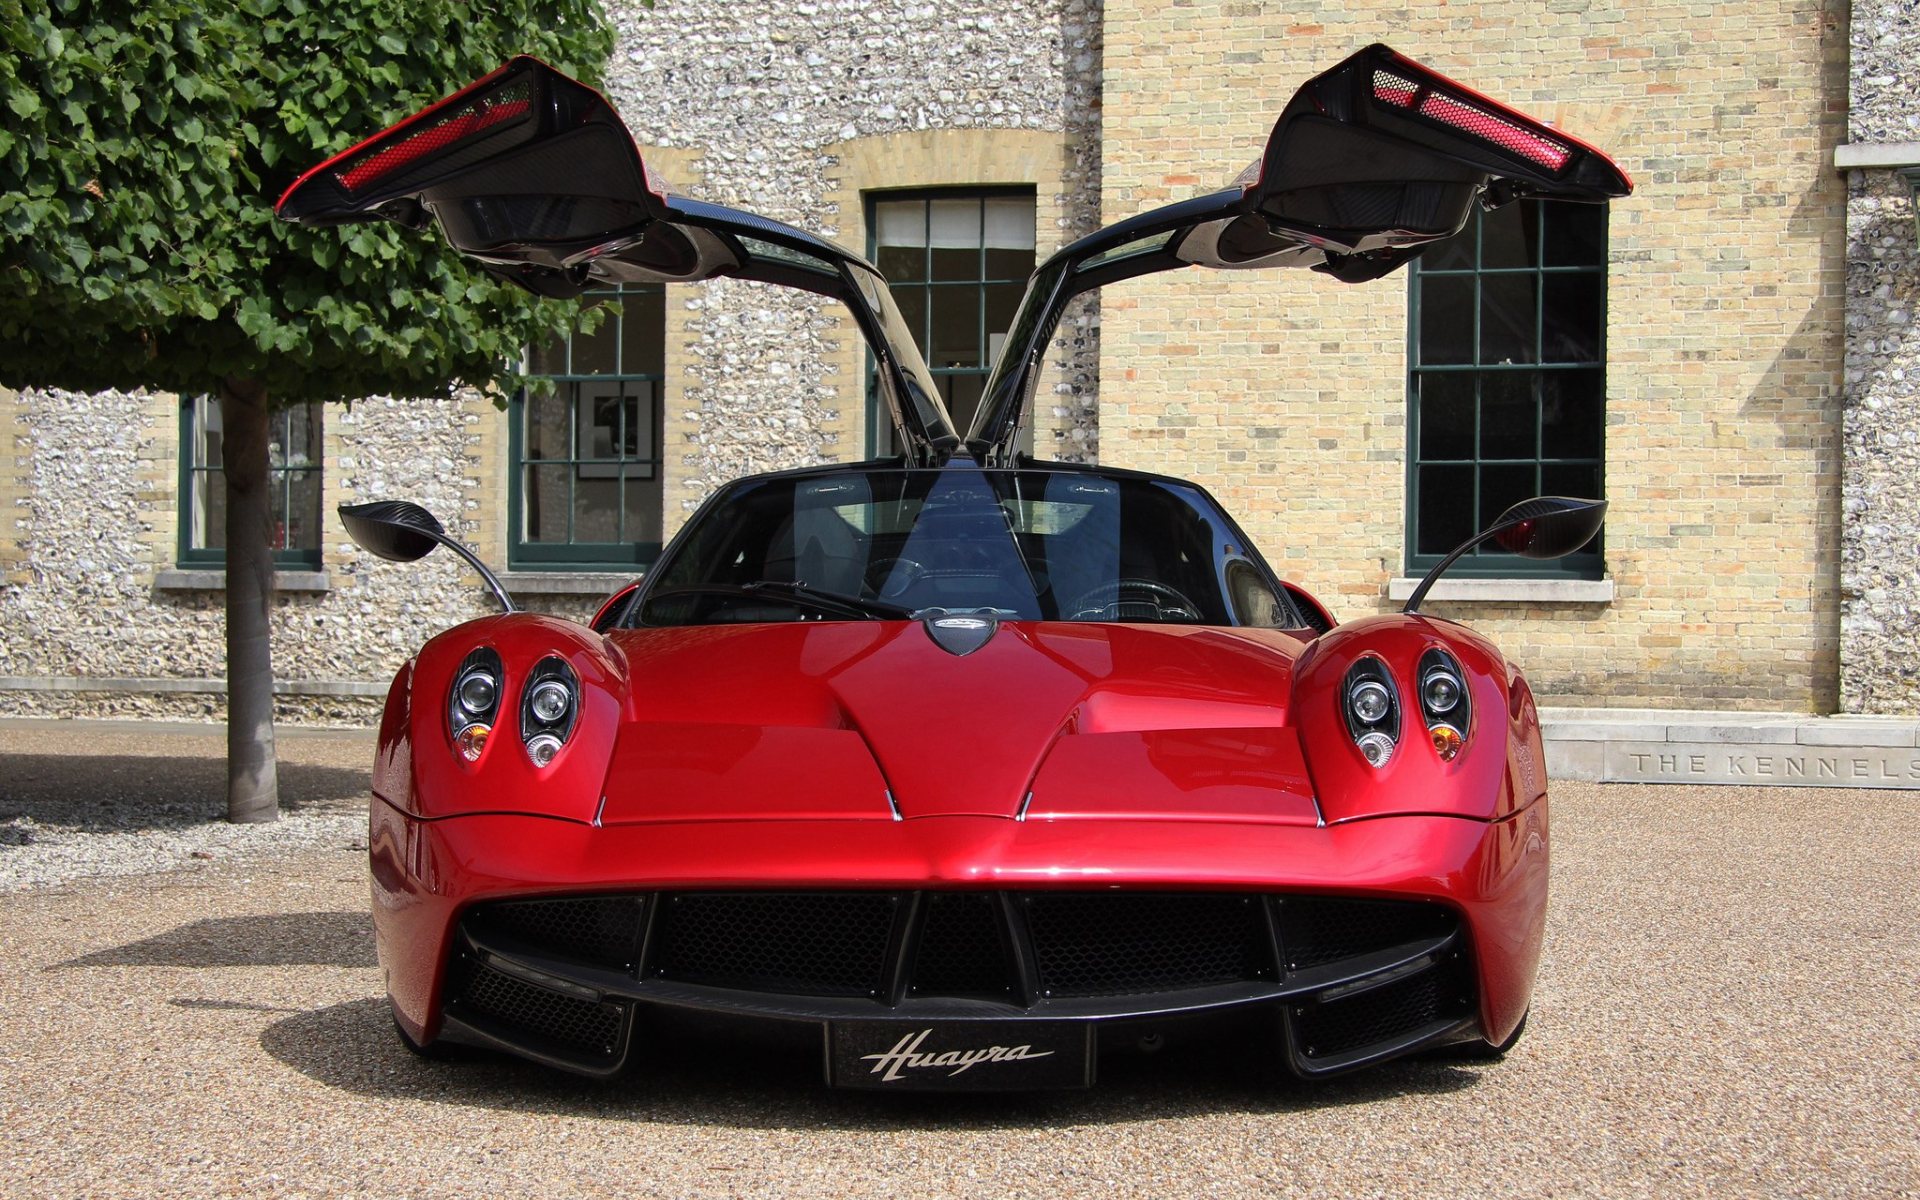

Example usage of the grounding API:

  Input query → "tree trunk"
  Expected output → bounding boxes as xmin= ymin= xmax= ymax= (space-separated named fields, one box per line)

xmin=220 ymin=378 xmax=280 ymax=823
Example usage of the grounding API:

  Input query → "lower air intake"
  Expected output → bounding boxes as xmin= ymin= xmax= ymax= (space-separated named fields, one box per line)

xmin=1025 ymin=893 xmax=1267 ymax=997
xmin=1294 ymin=956 xmax=1472 ymax=1062
xmin=451 ymin=958 xmax=625 ymax=1059
xmin=650 ymin=891 xmax=897 ymax=996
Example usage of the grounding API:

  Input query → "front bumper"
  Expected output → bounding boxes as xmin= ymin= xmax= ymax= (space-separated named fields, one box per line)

xmin=371 ymin=797 xmax=1548 ymax=1086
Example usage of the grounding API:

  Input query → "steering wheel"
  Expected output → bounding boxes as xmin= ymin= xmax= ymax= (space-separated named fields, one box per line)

xmin=1065 ymin=578 xmax=1203 ymax=622
xmin=869 ymin=557 xmax=930 ymax=600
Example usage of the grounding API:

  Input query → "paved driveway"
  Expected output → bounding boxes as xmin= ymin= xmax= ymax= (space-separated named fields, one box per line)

xmin=1 ymin=730 xmax=1916 ymax=1198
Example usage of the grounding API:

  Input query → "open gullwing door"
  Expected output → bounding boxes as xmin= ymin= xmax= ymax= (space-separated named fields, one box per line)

xmin=968 ymin=43 xmax=1633 ymax=463
xmin=276 ymin=56 xmax=958 ymax=462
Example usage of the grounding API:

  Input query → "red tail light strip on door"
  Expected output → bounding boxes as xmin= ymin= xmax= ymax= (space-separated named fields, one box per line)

xmin=1371 ymin=69 xmax=1573 ymax=172
xmin=337 ymin=80 xmax=534 ymax=193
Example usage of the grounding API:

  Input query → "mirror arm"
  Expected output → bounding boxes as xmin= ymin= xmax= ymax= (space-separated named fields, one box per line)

xmin=1402 ymin=524 xmax=1512 ymax=615
xmin=433 ymin=532 xmax=517 ymax=614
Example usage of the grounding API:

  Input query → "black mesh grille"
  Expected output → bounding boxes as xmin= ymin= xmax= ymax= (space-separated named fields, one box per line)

xmin=1025 ymin=893 xmax=1267 ymax=998
xmin=910 ymin=893 xmax=1014 ymax=998
xmin=1295 ymin=958 xmax=1471 ymax=1060
xmin=1278 ymin=897 xmax=1456 ymax=971
xmin=467 ymin=896 xmax=644 ymax=968
xmin=651 ymin=892 xmax=897 ymax=996
xmin=453 ymin=958 xmax=625 ymax=1058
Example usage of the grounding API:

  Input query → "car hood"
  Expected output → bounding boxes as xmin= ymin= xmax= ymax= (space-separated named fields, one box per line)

xmin=598 ymin=621 xmax=1319 ymax=826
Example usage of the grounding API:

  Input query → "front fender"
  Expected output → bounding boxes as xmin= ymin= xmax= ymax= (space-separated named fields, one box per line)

xmin=1291 ymin=614 xmax=1542 ymax=823
xmin=382 ymin=614 xmax=629 ymax=822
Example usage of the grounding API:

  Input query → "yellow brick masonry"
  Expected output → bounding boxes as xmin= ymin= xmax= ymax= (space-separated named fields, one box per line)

xmin=1100 ymin=0 xmax=1848 ymax=709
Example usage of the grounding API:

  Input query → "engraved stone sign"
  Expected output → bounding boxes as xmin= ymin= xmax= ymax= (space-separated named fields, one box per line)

xmin=1602 ymin=742 xmax=1920 ymax=788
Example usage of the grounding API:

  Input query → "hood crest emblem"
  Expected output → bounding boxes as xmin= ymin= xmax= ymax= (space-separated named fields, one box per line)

xmin=923 ymin=611 xmax=999 ymax=657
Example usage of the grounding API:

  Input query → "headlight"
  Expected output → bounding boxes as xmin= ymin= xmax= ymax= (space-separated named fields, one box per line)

xmin=528 ymin=679 xmax=572 ymax=724
xmin=1417 ymin=648 xmax=1471 ymax=762
xmin=1340 ymin=658 xmax=1400 ymax=768
xmin=447 ymin=647 xmax=503 ymax=763
xmin=457 ymin=671 xmax=497 ymax=715
xmin=520 ymin=657 xmax=580 ymax=768
xmin=1349 ymin=679 xmax=1392 ymax=725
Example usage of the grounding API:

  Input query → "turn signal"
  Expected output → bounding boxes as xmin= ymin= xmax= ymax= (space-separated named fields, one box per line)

xmin=1429 ymin=724 xmax=1463 ymax=761
xmin=455 ymin=722 xmax=491 ymax=762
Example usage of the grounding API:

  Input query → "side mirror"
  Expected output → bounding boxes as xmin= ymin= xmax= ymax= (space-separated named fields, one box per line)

xmin=338 ymin=500 xmax=445 ymax=563
xmin=1403 ymin=496 xmax=1606 ymax=614
xmin=339 ymin=500 xmax=518 ymax=613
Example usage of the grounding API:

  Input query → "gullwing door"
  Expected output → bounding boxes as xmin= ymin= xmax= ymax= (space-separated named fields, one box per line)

xmin=276 ymin=57 xmax=957 ymax=461
xmin=968 ymin=43 xmax=1632 ymax=462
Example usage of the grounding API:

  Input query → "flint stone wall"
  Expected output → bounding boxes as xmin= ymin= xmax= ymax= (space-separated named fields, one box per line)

xmin=1840 ymin=0 xmax=1920 ymax=713
xmin=604 ymin=0 xmax=1105 ymax=507
xmin=0 ymin=0 xmax=1105 ymax=725
xmin=0 ymin=386 xmax=499 ymax=725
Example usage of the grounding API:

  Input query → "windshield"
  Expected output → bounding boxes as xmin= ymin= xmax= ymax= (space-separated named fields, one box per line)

xmin=638 ymin=468 xmax=1280 ymax=626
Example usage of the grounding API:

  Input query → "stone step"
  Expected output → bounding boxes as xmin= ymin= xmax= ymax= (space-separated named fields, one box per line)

xmin=1539 ymin=708 xmax=1920 ymax=788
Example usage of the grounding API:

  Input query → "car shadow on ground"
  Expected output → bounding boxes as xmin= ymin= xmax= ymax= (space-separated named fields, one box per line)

xmin=0 ymin=752 xmax=367 ymax=835
xmin=52 ymin=910 xmax=377 ymax=969
xmin=258 ymin=995 xmax=1484 ymax=1128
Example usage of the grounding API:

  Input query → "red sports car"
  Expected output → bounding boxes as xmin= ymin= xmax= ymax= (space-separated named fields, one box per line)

xmin=279 ymin=45 xmax=1629 ymax=1089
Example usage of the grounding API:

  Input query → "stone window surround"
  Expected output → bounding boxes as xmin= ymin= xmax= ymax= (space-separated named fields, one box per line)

xmin=822 ymin=128 xmax=1085 ymax=457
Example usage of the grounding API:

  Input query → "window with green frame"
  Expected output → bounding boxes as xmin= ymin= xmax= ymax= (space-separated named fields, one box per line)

xmin=512 ymin=285 xmax=666 ymax=569
xmin=178 ymin=395 xmax=323 ymax=568
xmin=1407 ymin=200 xmax=1608 ymax=578
xmin=866 ymin=187 xmax=1036 ymax=455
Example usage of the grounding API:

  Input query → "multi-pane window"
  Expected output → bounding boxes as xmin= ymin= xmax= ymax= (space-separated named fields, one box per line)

xmin=1408 ymin=200 xmax=1608 ymax=577
xmin=179 ymin=396 xmax=323 ymax=567
xmin=512 ymin=286 xmax=666 ymax=568
xmin=868 ymin=188 xmax=1036 ymax=453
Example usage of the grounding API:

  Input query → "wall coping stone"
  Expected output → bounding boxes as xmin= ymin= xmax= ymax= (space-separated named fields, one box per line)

xmin=0 ymin=675 xmax=386 ymax=697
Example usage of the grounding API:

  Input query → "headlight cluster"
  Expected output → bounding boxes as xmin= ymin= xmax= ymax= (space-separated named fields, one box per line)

xmin=1417 ymin=648 xmax=1470 ymax=762
xmin=519 ymin=657 xmax=580 ymax=768
xmin=448 ymin=648 xmax=504 ymax=763
xmin=445 ymin=650 xmax=579 ymax=768
xmin=1341 ymin=658 xmax=1401 ymax=768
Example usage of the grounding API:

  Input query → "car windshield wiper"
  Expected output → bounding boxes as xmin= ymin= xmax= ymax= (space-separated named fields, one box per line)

xmin=647 ymin=581 xmax=916 ymax=621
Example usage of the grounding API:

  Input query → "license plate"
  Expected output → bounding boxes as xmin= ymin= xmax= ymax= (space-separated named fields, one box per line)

xmin=827 ymin=1019 xmax=1093 ymax=1090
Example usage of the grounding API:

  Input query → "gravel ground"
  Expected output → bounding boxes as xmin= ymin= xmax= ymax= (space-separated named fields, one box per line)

xmin=1 ymin=722 xmax=1916 ymax=1199
xmin=0 ymin=719 xmax=369 ymax=892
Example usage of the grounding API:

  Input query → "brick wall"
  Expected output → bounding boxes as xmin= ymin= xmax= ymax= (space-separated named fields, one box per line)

xmin=1099 ymin=0 xmax=1850 ymax=710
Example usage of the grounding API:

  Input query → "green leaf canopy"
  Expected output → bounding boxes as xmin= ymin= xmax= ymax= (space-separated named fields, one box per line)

xmin=0 ymin=0 xmax=617 ymax=402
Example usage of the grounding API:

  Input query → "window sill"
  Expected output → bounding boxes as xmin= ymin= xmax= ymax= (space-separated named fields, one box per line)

xmin=155 ymin=568 xmax=332 ymax=593
xmin=496 ymin=570 xmax=642 ymax=597
xmin=1385 ymin=576 xmax=1614 ymax=604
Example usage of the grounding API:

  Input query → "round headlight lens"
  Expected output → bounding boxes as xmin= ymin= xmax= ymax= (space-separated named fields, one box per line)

xmin=525 ymin=732 xmax=564 ymax=768
xmin=1349 ymin=679 xmax=1392 ymax=725
xmin=1355 ymin=730 xmax=1396 ymax=767
xmin=528 ymin=680 xmax=572 ymax=724
xmin=1421 ymin=670 xmax=1461 ymax=714
xmin=457 ymin=672 xmax=497 ymax=715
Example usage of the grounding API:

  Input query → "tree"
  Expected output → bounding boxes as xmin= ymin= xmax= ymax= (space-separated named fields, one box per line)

xmin=0 ymin=0 xmax=616 ymax=821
